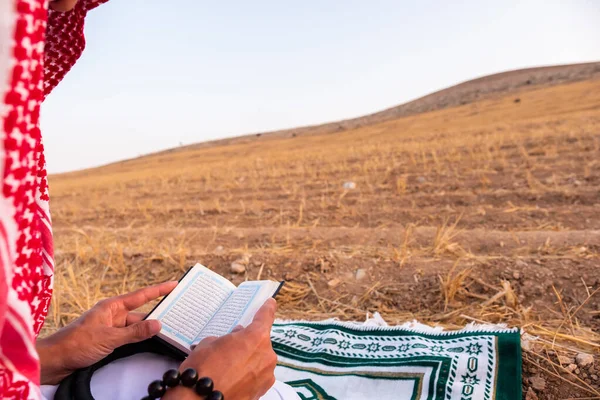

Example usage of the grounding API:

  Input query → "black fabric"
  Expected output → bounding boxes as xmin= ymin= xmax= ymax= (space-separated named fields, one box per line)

xmin=54 ymin=338 xmax=186 ymax=400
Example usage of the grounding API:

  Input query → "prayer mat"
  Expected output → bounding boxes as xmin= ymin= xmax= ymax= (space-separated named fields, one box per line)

xmin=272 ymin=318 xmax=521 ymax=400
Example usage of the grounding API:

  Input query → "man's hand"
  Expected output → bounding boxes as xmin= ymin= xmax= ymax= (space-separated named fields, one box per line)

xmin=164 ymin=299 xmax=278 ymax=400
xmin=37 ymin=281 xmax=177 ymax=385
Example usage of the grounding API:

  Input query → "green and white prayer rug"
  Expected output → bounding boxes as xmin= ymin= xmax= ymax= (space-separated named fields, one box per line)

xmin=272 ymin=317 xmax=521 ymax=400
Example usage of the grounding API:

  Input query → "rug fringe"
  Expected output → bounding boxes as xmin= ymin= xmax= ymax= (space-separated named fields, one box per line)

xmin=275 ymin=312 xmax=519 ymax=335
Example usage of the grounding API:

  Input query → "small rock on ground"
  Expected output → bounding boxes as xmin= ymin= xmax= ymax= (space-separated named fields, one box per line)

xmin=214 ymin=245 xmax=224 ymax=254
xmin=557 ymin=355 xmax=574 ymax=365
xmin=525 ymin=387 xmax=539 ymax=400
xmin=515 ymin=259 xmax=528 ymax=268
xmin=576 ymin=353 xmax=594 ymax=368
xmin=355 ymin=269 xmax=367 ymax=281
xmin=529 ymin=375 xmax=546 ymax=391
xmin=230 ymin=261 xmax=246 ymax=274
xmin=327 ymin=278 xmax=340 ymax=288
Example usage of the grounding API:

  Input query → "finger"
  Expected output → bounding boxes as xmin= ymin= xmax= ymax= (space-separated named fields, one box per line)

xmin=126 ymin=312 xmax=147 ymax=326
xmin=115 ymin=319 xmax=162 ymax=347
xmin=248 ymin=298 xmax=276 ymax=329
xmin=117 ymin=281 xmax=178 ymax=311
xmin=231 ymin=325 xmax=244 ymax=333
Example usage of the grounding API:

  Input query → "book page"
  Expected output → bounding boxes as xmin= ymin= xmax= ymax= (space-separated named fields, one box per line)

xmin=192 ymin=280 xmax=281 ymax=345
xmin=147 ymin=264 xmax=236 ymax=351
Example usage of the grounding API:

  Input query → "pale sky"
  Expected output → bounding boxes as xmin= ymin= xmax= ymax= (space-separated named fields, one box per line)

xmin=41 ymin=0 xmax=600 ymax=173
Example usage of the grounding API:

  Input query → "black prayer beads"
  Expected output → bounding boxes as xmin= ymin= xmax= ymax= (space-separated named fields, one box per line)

xmin=207 ymin=391 xmax=225 ymax=400
xmin=162 ymin=369 xmax=180 ymax=388
xmin=194 ymin=377 xmax=214 ymax=395
xmin=147 ymin=380 xmax=166 ymax=398
xmin=142 ymin=368 xmax=224 ymax=400
xmin=180 ymin=368 xmax=199 ymax=387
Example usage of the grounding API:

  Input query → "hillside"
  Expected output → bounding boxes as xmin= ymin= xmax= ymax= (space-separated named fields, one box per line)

xmin=54 ymin=62 xmax=600 ymax=178
xmin=47 ymin=65 xmax=600 ymax=399
xmin=152 ymin=61 xmax=600 ymax=152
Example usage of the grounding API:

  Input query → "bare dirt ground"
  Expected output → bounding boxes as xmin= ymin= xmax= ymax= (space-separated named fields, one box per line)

xmin=46 ymin=65 xmax=600 ymax=399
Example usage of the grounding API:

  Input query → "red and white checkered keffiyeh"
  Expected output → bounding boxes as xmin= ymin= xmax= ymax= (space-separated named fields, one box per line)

xmin=0 ymin=0 xmax=108 ymax=398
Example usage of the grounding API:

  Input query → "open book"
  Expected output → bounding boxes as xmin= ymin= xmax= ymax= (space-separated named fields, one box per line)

xmin=146 ymin=263 xmax=284 ymax=354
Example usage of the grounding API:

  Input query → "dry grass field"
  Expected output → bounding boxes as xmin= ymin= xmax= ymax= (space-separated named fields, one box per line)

xmin=46 ymin=64 xmax=600 ymax=399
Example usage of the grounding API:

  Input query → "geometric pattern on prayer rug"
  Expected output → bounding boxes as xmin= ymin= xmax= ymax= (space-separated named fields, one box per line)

xmin=271 ymin=320 xmax=521 ymax=400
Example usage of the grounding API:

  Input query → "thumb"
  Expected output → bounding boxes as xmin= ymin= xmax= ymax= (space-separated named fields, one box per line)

xmin=115 ymin=319 xmax=162 ymax=346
